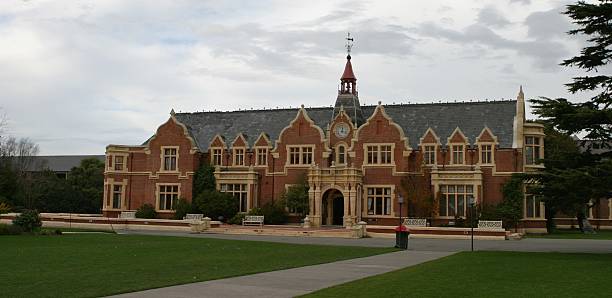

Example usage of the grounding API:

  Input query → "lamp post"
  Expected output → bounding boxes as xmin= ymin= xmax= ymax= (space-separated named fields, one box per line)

xmin=398 ymin=195 xmax=404 ymax=227
xmin=468 ymin=195 xmax=475 ymax=252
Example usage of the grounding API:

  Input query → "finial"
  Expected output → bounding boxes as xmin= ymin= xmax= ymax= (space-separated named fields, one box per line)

xmin=340 ymin=105 xmax=344 ymax=112
xmin=170 ymin=108 xmax=175 ymax=116
xmin=301 ymin=104 xmax=305 ymax=109
xmin=518 ymin=85 xmax=524 ymax=99
xmin=345 ymin=32 xmax=354 ymax=57
xmin=378 ymin=100 xmax=382 ymax=105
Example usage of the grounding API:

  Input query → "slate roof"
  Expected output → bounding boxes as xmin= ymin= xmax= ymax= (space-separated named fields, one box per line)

xmin=173 ymin=100 xmax=517 ymax=150
xmin=25 ymin=155 xmax=105 ymax=172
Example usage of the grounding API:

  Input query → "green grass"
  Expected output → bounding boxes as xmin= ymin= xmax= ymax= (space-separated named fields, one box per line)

xmin=304 ymin=251 xmax=612 ymax=298
xmin=0 ymin=234 xmax=395 ymax=298
xmin=527 ymin=229 xmax=612 ymax=240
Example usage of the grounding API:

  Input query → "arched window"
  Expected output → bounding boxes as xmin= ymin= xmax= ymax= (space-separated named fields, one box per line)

xmin=336 ymin=145 xmax=346 ymax=165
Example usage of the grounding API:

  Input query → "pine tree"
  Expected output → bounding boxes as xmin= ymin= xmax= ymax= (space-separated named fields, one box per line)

xmin=529 ymin=1 xmax=612 ymax=232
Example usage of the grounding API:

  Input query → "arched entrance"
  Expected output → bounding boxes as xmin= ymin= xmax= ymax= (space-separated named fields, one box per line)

xmin=322 ymin=189 xmax=344 ymax=226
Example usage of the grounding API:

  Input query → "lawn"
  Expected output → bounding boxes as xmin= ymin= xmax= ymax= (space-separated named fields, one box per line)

xmin=0 ymin=233 xmax=395 ymax=298
xmin=304 ymin=251 xmax=612 ymax=298
xmin=527 ymin=228 xmax=612 ymax=240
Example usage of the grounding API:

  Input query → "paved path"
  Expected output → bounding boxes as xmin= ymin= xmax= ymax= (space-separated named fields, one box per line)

xmin=123 ymin=230 xmax=612 ymax=253
xmin=110 ymin=250 xmax=453 ymax=298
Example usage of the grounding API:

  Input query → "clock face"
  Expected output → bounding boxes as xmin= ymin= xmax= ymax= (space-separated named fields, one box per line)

xmin=334 ymin=123 xmax=350 ymax=139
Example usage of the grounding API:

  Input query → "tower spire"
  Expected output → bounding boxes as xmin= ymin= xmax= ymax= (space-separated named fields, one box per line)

xmin=333 ymin=33 xmax=364 ymax=126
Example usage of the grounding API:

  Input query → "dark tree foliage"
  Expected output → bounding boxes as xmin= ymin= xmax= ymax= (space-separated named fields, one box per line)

xmin=528 ymin=1 xmax=612 ymax=232
xmin=193 ymin=163 xmax=216 ymax=198
xmin=194 ymin=190 xmax=238 ymax=222
xmin=67 ymin=158 xmax=104 ymax=213
xmin=282 ymin=174 xmax=309 ymax=217
xmin=498 ymin=175 xmax=524 ymax=231
xmin=531 ymin=1 xmax=612 ymax=143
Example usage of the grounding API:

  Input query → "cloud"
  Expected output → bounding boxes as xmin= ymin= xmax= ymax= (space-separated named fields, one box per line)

xmin=416 ymin=19 xmax=569 ymax=71
xmin=477 ymin=6 xmax=512 ymax=28
xmin=525 ymin=6 xmax=571 ymax=40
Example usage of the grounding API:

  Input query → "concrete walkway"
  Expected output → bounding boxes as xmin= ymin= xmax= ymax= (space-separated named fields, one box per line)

xmin=123 ymin=230 xmax=612 ymax=253
xmin=110 ymin=250 xmax=453 ymax=298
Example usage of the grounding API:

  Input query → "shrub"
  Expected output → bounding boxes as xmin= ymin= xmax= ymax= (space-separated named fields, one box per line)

xmin=248 ymin=207 xmax=264 ymax=216
xmin=228 ymin=213 xmax=246 ymax=225
xmin=0 ymin=223 xmax=23 ymax=235
xmin=12 ymin=209 xmax=42 ymax=232
xmin=261 ymin=199 xmax=288 ymax=225
xmin=38 ymin=228 xmax=62 ymax=236
xmin=194 ymin=190 xmax=238 ymax=222
xmin=0 ymin=202 xmax=11 ymax=214
xmin=479 ymin=204 xmax=500 ymax=220
xmin=172 ymin=198 xmax=192 ymax=220
xmin=135 ymin=204 xmax=157 ymax=219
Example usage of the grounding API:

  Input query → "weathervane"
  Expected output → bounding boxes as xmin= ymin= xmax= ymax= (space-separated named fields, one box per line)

xmin=345 ymin=32 xmax=354 ymax=56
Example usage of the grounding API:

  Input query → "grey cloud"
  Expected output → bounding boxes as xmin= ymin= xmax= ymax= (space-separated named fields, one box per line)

xmin=477 ymin=6 xmax=512 ymax=28
xmin=417 ymin=22 xmax=568 ymax=71
xmin=525 ymin=6 xmax=571 ymax=40
xmin=510 ymin=0 xmax=531 ymax=4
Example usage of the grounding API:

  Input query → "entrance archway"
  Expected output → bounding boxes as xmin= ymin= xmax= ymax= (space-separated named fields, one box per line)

xmin=322 ymin=189 xmax=344 ymax=226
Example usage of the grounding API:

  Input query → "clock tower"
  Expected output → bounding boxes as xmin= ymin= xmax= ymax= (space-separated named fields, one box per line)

xmin=332 ymin=33 xmax=365 ymax=127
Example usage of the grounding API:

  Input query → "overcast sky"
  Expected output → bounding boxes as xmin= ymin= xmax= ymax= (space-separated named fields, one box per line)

xmin=0 ymin=0 xmax=590 ymax=155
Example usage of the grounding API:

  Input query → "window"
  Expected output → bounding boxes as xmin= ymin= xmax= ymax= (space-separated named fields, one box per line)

xmin=525 ymin=136 xmax=542 ymax=165
xmin=438 ymin=185 xmax=473 ymax=217
xmin=336 ymin=145 xmax=346 ymax=165
xmin=212 ymin=148 xmax=222 ymax=166
xmin=365 ymin=144 xmax=393 ymax=165
xmin=367 ymin=187 xmax=392 ymax=215
xmin=451 ymin=145 xmax=464 ymax=164
xmin=114 ymin=156 xmax=124 ymax=171
xmin=423 ymin=145 xmax=436 ymax=165
xmin=234 ymin=148 xmax=245 ymax=166
xmin=112 ymin=185 xmax=122 ymax=209
xmin=256 ymin=148 xmax=267 ymax=166
xmin=162 ymin=147 xmax=178 ymax=171
xmin=221 ymin=183 xmax=248 ymax=212
xmin=480 ymin=144 xmax=493 ymax=164
xmin=525 ymin=194 xmax=541 ymax=218
xmin=158 ymin=185 xmax=179 ymax=211
xmin=288 ymin=146 xmax=314 ymax=165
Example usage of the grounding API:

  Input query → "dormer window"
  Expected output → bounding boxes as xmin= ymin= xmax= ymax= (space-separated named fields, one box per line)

xmin=480 ymin=144 xmax=493 ymax=164
xmin=423 ymin=145 xmax=436 ymax=165
xmin=451 ymin=145 xmax=464 ymax=165
xmin=234 ymin=148 xmax=245 ymax=166
xmin=212 ymin=148 xmax=222 ymax=166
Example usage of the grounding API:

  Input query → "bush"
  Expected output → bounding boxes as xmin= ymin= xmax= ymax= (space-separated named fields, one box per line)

xmin=479 ymin=204 xmax=500 ymax=220
xmin=135 ymin=204 xmax=157 ymax=219
xmin=248 ymin=207 xmax=264 ymax=216
xmin=38 ymin=228 xmax=62 ymax=236
xmin=194 ymin=190 xmax=238 ymax=222
xmin=0 ymin=201 xmax=11 ymax=214
xmin=0 ymin=223 xmax=23 ymax=235
xmin=172 ymin=198 xmax=192 ymax=220
xmin=12 ymin=209 xmax=42 ymax=232
xmin=228 ymin=213 xmax=246 ymax=225
xmin=261 ymin=200 xmax=288 ymax=225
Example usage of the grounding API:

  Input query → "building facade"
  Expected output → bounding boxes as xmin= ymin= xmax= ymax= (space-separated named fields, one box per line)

xmin=104 ymin=54 xmax=554 ymax=231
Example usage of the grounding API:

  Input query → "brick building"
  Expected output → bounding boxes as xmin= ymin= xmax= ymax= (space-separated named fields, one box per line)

xmin=104 ymin=54 xmax=559 ymax=232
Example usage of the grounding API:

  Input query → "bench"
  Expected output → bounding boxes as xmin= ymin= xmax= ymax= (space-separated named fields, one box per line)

xmin=478 ymin=220 xmax=503 ymax=230
xmin=119 ymin=211 xmax=136 ymax=219
xmin=242 ymin=215 xmax=264 ymax=227
xmin=183 ymin=213 xmax=204 ymax=223
xmin=403 ymin=218 xmax=427 ymax=227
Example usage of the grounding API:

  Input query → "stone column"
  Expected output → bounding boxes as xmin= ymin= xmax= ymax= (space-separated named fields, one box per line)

xmin=311 ymin=188 xmax=322 ymax=227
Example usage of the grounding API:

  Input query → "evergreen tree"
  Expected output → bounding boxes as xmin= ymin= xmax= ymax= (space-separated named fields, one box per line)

xmin=529 ymin=1 xmax=612 ymax=232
